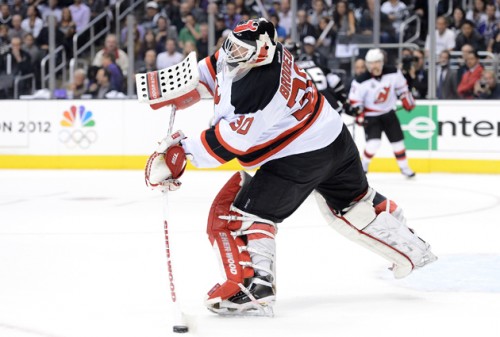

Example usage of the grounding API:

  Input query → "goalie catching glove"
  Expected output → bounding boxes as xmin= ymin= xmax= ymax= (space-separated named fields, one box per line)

xmin=145 ymin=130 xmax=187 ymax=192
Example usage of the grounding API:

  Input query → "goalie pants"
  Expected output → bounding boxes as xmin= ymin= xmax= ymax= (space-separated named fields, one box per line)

xmin=363 ymin=110 xmax=404 ymax=143
xmin=234 ymin=124 xmax=369 ymax=223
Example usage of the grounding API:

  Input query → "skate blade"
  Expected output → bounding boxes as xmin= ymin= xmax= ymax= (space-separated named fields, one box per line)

xmin=415 ymin=251 xmax=438 ymax=269
xmin=207 ymin=297 xmax=275 ymax=317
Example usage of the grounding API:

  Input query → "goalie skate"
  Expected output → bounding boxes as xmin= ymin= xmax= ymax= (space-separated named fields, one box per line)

xmin=207 ymin=275 xmax=275 ymax=317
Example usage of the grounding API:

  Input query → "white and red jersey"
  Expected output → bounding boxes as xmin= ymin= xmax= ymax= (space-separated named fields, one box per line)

xmin=182 ymin=44 xmax=343 ymax=169
xmin=348 ymin=66 xmax=410 ymax=117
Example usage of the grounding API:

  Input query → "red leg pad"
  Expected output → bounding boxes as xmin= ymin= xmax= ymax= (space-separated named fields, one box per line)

xmin=206 ymin=171 xmax=254 ymax=301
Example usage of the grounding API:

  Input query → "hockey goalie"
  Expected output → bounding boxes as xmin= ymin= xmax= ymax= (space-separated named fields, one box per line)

xmin=140 ymin=18 xmax=437 ymax=317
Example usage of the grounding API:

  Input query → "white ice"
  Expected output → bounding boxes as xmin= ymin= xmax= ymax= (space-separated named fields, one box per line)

xmin=0 ymin=170 xmax=499 ymax=337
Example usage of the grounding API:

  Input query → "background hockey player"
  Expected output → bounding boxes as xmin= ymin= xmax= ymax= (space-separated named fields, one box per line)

xmin=142 ymin=19 xmax=436 ymax=317
xmin=348 ymin=48 xmax=417 ymax=178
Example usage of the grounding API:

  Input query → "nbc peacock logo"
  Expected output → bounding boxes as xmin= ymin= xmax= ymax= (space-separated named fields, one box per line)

xmin=58 ymin=105 xmax=97 ymax=149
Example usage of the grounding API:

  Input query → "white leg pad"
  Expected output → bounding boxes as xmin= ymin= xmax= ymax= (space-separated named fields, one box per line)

xmin=315 ymin=192 xmax=436 ymax=278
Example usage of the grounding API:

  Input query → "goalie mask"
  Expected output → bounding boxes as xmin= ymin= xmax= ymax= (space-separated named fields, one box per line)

xmin=223 ymin=18 xmax=277 ymax=76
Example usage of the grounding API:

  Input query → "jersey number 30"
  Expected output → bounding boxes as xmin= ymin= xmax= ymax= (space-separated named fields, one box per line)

xmin=288 ymin=65 xmax=314 ymax=121
xmin=230 ymin=115 xmax=254 ymax=135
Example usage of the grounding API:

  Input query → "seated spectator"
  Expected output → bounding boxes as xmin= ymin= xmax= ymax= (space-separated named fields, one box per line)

xmin=59 ymin=7 xmax=76 ymax=55
xmin=178 ymin=13 xmax=200 ymax=50
xmin=296 ymin=9 xmax=317 ymax=42
xmin=8 ymin=15 xmax=25 ymax=40
xmin=1 ymin=36 xmax=32 ymax=75
xmin=466 ymin=0 xmax=487 ymax=27
xmin=66 ymin=68 xmax=88 ymax=98
xmin=22 ymin=33 xmax=42 ymax=66
xmin=457 ymin=44 xmax=475 ymax=83
xmin=154 ymin=16 xmax=178 ymax=52
xmin=436 ymin=50 xmax=458 ymax=99
xmin=270 ymin=14 xmax=287 ymax=43
xmin=316 ymin=16 xmax=335 ymax=60
xmin=488 ymin=30 xmax=500 ymax=54
xmin=353 ymin=58 xmax=367 ymax=77
xmin=277 ymin=0 xmax=292 ymax=36
xmin=87 ymin=68 xmax=121 ymax=98
xmin=224 ymin=2 xmax=242 ymax=30
xmin=156 ymin=38 xmax=183 ymax=69
xmin=449 ymin=7 xmax=466 ymax=37
xmin=139 ymin=30 xmax=158 ymax=59
xmin=182 ymin=0 xmax=206 ymax=24
xmin=69 ymin=0 xmax=91 ymax=33
xmin=455 ymin=20 xmax=486 ymax=52
xmin=381 ymin=0 xmax=409 ymax=40
xmin=457 ymin=50 xmax=483 ymax=99
xmin=182 ymin=39 xmax=197 ymax=57
xmin=308 ymin=0 xmax=328 ymax=28
xmin=88 ymin=0 xmax=105 ymax=21
xmin=347 ymin=57 xmax=367 ymax=92
xmin=141 ymin=1 xmax=162 ymax=31
xmin=93 ymin=34 xmax=129 ymax=76
xmin=333 ymin=0 xmax=356 ymax=38
xmin=101 ymin=52 xmax=124 ymax=93
xmin=196 ymin=22 xmax=209 ymax=60
xmin=121 ymin=20 xmax=145 ymax=46
xmin=39 ymin=0 xmax=62 ymax=23
xmin=59 ymin=7 xmax=76 ymax=34
xmin=479 ymin=3 xmax=499 ymax=43
xmin=21 ymin=6 xmax=43 ymax=38
xmin=298 ymin=36 xmax=327 ymax=69
xmin=425 ymin=16 xmax=456 ymax=56
xmin=0 ymin=37 xmax=33 ymax=97
xmin=0 ymin=24 xmax=9 ymax=55
xmin=35 ymin=20 xmax=66 ymax=56
xmin=136 ymin=49 xmax=157 ymax=74
xmin=473 ymin=70 xmax=500 ymax=98
xmin=0 ymin=4 xmax=12 ymax=26
xmin=358 ymin=0 xmax=396 ymax=43
xmin=10 ymin=0 xmax=27 ymax=18
xmin=214 ymin=14 xmax=228 ymax=43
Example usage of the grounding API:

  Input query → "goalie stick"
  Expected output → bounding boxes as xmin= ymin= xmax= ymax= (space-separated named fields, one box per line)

xmin=161 ymin=105 xmax=189 ymax=334
xmin=137 ymin=53 xmax=197 ymax=333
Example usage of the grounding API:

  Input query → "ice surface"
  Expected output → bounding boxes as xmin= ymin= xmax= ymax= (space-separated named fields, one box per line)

xmin=0 ymin=170 xmax=499 ymax=337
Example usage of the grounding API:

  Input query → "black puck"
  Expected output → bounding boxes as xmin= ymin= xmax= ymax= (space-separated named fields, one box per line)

xmin=173 ymin=325 xmax=189 ymax=333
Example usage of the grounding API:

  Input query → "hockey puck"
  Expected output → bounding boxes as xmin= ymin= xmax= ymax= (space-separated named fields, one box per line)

xmin=173 ymin=326 xmax=188 ymax=333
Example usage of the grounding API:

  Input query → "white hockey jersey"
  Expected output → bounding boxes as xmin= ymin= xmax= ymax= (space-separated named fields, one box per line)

xmin=348 ymin=66 xmax=410 ymax=117
xmin=181 ymin=44 xmax=343 ymax=170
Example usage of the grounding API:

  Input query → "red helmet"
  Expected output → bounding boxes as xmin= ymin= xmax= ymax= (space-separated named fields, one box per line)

xmin=223 ymin=18 xmax=277 ymax=74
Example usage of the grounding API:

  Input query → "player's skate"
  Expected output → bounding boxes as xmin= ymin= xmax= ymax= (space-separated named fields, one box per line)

xmin=390 ymin=235 xmax=437 ymax=278
xmin=400 ymin=167 xmax=416 ymax=178
xmin=207 ymin=275 xmax=275 ymax=317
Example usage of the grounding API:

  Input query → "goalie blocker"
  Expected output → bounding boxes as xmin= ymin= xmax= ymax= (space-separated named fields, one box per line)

xmin=135 ymin=51 xmax=212 ymax=111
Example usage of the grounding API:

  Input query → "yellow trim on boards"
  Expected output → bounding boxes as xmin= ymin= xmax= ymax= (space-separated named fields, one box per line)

xmin=0 ymin=155 xmax=499 ymax=173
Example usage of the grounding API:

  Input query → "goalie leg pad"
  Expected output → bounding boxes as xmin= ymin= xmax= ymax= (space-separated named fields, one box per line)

xmin=315 ymin=189 xmax=436 ymax=278
xmin=206 ymin=171 xmax=277 ymax=309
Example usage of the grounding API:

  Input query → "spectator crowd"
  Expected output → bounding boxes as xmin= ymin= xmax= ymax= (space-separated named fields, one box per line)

xmin=1 ymin=0 xmax=500 ymax=99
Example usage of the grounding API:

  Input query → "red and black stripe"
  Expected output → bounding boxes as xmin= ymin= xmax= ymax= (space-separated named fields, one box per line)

xmin=201 ymin=127 xmax=238 ymax=164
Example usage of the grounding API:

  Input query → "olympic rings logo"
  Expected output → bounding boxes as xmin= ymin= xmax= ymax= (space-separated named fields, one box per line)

xmin=58 ymin=129 xmax=98 ymax=149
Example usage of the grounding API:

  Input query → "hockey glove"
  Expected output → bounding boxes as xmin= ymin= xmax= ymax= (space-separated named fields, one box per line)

xmin=400 ymin=91 xmax=416 ymax=111
xmin=355 ymin=113 xmax=365 ymax=126
xmin=145 ymin=130 xmax=187 ymax=192
xmin=350 ymin=106 xmax=365 ymax=126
